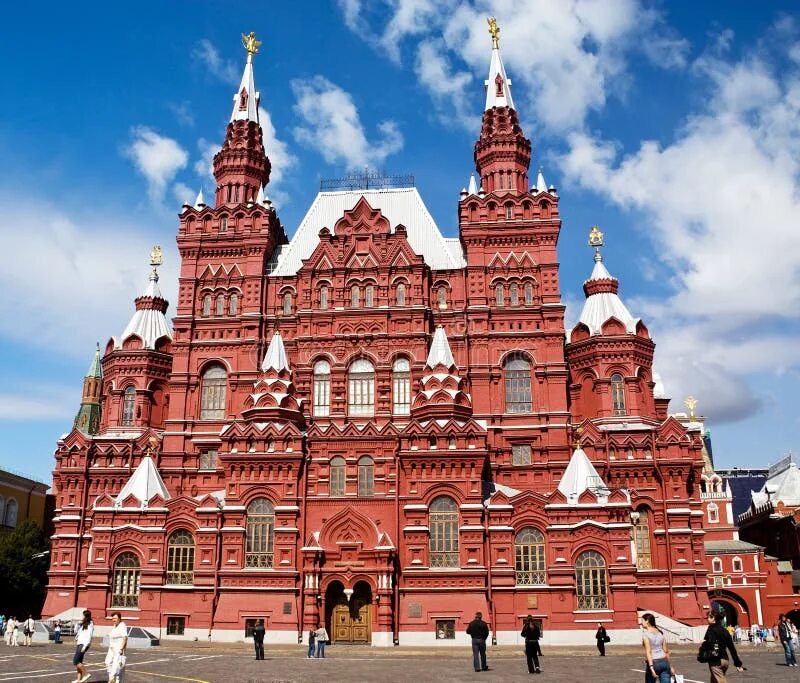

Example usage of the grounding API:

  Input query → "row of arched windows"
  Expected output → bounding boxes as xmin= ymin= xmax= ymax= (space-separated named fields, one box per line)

xmin=495 ymin=282 xmax=537 ymax=307
xmin=201 ymin=290 xmax=239 ymax=318
xmin=280 ymin=282 xmax=450 ymax=312
xmin=328 ymin=456 xmax=375 ymax=496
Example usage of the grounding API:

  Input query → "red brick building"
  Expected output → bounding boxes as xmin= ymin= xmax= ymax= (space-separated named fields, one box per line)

xmin=44 ymin=30 xmax=767 ymax=645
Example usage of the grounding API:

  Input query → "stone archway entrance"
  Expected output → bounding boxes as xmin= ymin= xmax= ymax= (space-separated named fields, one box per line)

xmin=326 ymin=580 xmax=372 ymax=644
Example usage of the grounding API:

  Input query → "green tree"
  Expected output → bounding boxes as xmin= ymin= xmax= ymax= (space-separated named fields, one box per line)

xmin=0 ymin=520 xmax=50 ymax=618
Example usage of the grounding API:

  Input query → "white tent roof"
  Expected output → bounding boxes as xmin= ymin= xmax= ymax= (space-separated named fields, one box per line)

xmin=116 ymin=271 xmax=172 ymax=350
xmin=262 ymin=331 xmax=290 ymax=372
xmin=426 ymin=326 xmax=456 ymax=368
xmin=558 ymin=447 xmax=609 ymax=504
xmin=230 ymin=53 xmax=259 ymax=123
xmin=578 ymin=258 xmax=639 ymax=335
xmin=268 ymin=187 xmax=465 ymax=276
xmin=115 ymin=456 xmax=170 ymax=508
xmin=485 ymin=45 xmax=515 ymax=110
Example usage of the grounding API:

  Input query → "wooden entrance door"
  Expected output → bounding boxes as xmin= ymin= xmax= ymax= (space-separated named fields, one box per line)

xmin=332 ymin=597 xmax=370 ymax=643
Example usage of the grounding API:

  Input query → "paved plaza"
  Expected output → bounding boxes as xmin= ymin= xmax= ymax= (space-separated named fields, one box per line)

xmin=0 ymin=642 xmax=795 ymax=683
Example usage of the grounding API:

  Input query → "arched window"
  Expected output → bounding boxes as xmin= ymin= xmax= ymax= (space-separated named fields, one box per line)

xmin=330 ymin=457 xmax=346 ymax=496
xmin=396 ymin=282 xmax=406 ymax=306
xmin=282 ymin=292 xmax=293 ymax=315
xmin=245 ymin=499 xmax=274 ymax=568
xmin=358 ymin=456 xmax=374 ymax=497
xmin=732 ymin=556 xmax=743 ymax=573
xmin=351 ymin=285 xmax=361 ymax=308
xmin=707 ymin=502 xmax=719 ymax=523
xmin=202 ymin=294 xmax=211 ymax=317
xmin=505 ymin=203 xmax=514 ymax=220
xmin=633 ymin=508 xmax=652 ymax=569
xmin=365 ymin=284 xmax=374 ymax=307
xmin=313 ymin=360 xmax=331 ymax=417
xmin=437 ymin=286 xmax=447 ymax=309
xmin=429 ymin=496 xmax=459 ymax=568
xmin=319 ymin=285 xmax=329 ymax=310
xmin=229 ymin=293 xmax=238 ymax=316
xmin=509 ymin=283 xmax=519 ymax=306
xmin=504 ymin=354 xmax=532 ymax=413
xmin=121 ymin=386 xmax=136 ymax=426
xmin=200 ymin=365 xmax=227 ymax=419
xmin=392 ymin=358 xmax=411 ymax=415
xmin=111 ymin=552 xmax=141 ymax=607
xmin=4 ymin=499 xmax=17 ymax=528
xmin=348 ymin=359 xmax=375 ymax=417
xmin=515 ymin=528 xmax=546 ymax=585
xmin=611 ymin=373 xmax=626 ymax=415
xmin=495 ymin=283 xmax=505 ymax=307
xmin=575 ymin=551 xmax=607 ymax=609
xmin=712 ymin=557 xmax=722 ymax=573
xmin=524 ymin=282 xmax=534 ymax=306
xmin=166 ymin=530 xmax=195 ymax=585
xmin=215 ymin=294 xmax=225 ymax=317
xmin=219 ymin=216 xmax=228 ymax=232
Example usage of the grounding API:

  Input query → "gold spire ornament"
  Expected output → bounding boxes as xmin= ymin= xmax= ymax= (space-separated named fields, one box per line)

xmin=149 ymin=245 xmax=163 ymax=268
xmin=573 ymin=425 xmax=584 ymax=449
xmin=588 ymin=225 xmax=604 ymax=262
xmin=487 ymin=17 xmax=500 ymax=49
xmin=684 ymin=396 xmax=698 ymax=419
xmin=242 ymin=32 xmax=262 ymax=56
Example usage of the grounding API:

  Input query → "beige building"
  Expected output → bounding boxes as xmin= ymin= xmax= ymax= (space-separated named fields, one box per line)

xmin=0 ymin=468 xmax=53 ymax=535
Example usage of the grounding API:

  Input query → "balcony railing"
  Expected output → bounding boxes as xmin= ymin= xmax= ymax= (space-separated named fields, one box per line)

xmin=166 ymin=571 xmax=194 ymax=586
xmin=430 ymin=552 xmax=459 ymax=568
xmin=245 ymin=552 xmax=274 ymax=569
xmin=577 ymin=595 xmax=608 ymax=610
xmin=515 ymin=570 xmax=547 ymax=586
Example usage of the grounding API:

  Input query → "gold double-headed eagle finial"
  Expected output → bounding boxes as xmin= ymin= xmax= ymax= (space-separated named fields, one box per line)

xmin=684 ymin=396 xmax=698 ymax=419
xmin=487 ymin=17 xmax=500 ymax=49
xmin=242 ymin=32 xmax=262 ymax=56
xmin=588 ymin=225 xmax=604 ymax=262
xmin=573 ymin=426 xmax=584 ymax=449
xmin=150 ymin=245 xmax=163 ymax=268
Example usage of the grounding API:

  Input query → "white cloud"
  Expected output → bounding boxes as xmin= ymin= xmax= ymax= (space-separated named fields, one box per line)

xmin=192 ymin=38 xmax=238 ymax=85
xmin=173 ymin=181 xmax=194 ymax=206
xmin=415 ymin=38 xmax=476 ymax=128
xmin=193 ymin=137 xmax=217 ymax=180
xmin=258 ymin=106 xmax=298 ymax=207
xmin=561 ymin=43 xmax=800 ymax=423
xmin=169 ymin=101 xmax=195 ymax=127
xmin=291 ymin=76 xmax=404 ymax=169
xmin=123 ymin=126 xmax=188 ymax=202
xmin=0 ymin=196 xmax=178 ymax=359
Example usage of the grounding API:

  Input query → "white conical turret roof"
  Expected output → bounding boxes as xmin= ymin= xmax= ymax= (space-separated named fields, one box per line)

xmin=194 ymin=189 xmax=205 ymax=209
xmin=535 ymin=168 xmax=547 ymax=193
xmin=468 ymin=174 xmax=478 ymax=195
xmin=485 ymin=42 xmax=515 ymax=110
xmin=578 ymin=252 xmax=640 ymax=336
xmin=426 ymin=325 xmax=456 ymax=368
xmin=261 ymin=331 xmax=290 ymax=373
xmin=558 ymin=447 xmax=609 ymax=504
xmin=231 ymin=51 xmax=260 ymax=123
xmin=117 ymin=269 xmax=172 ymax=350
xmin=115 ymin=456 xmax=170 ymax=508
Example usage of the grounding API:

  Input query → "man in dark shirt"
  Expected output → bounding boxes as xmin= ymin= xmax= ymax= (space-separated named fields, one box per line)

xmin=466 ymin=612 xmax=490 ymax=672
xmin=252 ymin=619 xmax=265 ymax=660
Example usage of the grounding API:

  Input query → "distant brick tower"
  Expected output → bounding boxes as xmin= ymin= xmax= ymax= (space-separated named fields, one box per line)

xmin=73 ymin=344 xmax=102 ymax=435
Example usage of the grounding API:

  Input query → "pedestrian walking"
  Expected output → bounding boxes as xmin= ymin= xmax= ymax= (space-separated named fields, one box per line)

xmin=778 ymin=613 xmax=797 ymax=667
xmin=306 ymin=627 xmax=316 ymax=658
xmin=466 ymin=611 xmax=490 ymax=672
xmin=313 ymin=622 xmax=329 ymax=658
xmin=73 ymin=609 xmax=94 ymax=683
xmin=521 ymin=616 xmax=541 ymax=674
xmin=23 ymin=615 xmax=35 ymax=646
xmin=698 ymin=610 xmax=744 ymax=683
xmin=0 ymin=615 xmax=5 ymax=639
xmin=10 ymin=617 xmax=19 ymax=646
xmin=5 ymin=616 xmax=14 ymax=646
xmin=54 ymin=620 xmax=62 ymax=644
xmin=595 ymin=623 xmax=609 ymax=656
xmin=252 ymin=619 xmax=265 ymax=660
xmin=640 ymin=613 xmax=675 ymax=683
xmin=105 ymin=611 xmax=128 ymax=683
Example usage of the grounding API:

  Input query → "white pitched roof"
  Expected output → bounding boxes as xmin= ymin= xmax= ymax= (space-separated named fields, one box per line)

xmin=230 ymin=53 xmax=259 ymax=123
xmin=426 ymin=326 xmax=455 ymax=368
xmin=268 ymin=187 xmax=465 ymax=276
xmin=485 ymin=45 xmax=515 ymax=110
xmin=116 ymin=271 xmax=172 ymax=350
xmin=115 ymin=456 xmax=170 ymax=507
xmin=578 ymin=257 xmax=640 ymax=335
xmin=558 ymin=447 xmax=609 ymax=504
xmin=751 ymin=462 xmax=800 ymax=508
xmin=262 ymin=331 xmax=289 ymax=372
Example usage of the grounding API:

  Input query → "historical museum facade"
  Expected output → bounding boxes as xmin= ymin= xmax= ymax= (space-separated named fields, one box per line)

xmin=43 ymin=28 xmax=793 ymax=644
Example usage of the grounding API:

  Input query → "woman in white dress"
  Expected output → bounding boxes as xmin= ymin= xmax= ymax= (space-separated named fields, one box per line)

xmin=73 ymin=610 xmax=94 ymax=683
xmin=105 ymin=612 xmax=128 ymax=683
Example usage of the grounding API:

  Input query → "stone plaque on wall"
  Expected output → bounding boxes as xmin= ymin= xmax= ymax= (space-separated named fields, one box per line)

xmin=527 ymin=595 xmax=538 ymax=609
xmin=408 ymin=602 xmax=422 ymax=618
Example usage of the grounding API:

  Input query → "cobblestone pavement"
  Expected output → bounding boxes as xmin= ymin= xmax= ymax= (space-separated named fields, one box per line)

xmin=0 ymin=642 xmax=793 ymax=682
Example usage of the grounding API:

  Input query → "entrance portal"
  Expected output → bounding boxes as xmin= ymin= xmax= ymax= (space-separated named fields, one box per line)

xmin=326 ymin=580 xmax=372 ymax=644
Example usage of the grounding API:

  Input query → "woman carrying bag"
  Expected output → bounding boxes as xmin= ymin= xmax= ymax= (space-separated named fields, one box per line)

xmin=698 ymin=611 xmax=744 ymax=683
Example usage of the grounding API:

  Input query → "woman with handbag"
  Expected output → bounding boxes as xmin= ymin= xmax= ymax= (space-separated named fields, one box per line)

xmin=595 ymin=623 xmax=609 ymax=656
xmin=699 ymin=611 xmax=744 ymax=683
xmin=640 ymin=613 xmax=675 ymax=683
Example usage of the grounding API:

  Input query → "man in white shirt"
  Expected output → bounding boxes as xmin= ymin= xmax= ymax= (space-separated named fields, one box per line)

xmin=105 ymin=612 xmax=128 ymax=683
xmin=23 ymin=616 xmax=35 ymax=646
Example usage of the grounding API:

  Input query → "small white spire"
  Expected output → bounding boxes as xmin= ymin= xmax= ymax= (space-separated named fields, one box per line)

xmin=231 ymin=47 xmax=260 ymax=123
xmin=115 ymin=456 xmax=170 ymax=508
xmin=261 ymin=330 xmax=290 ymax=373
xmin=558 ymin=446 xmax=608 ymax=503
xmin=194 ymin=189 xmax=205 ymax=209
xmin=535 ymin=167 xmax=547 ymax=193
xmin=468 ymin=174 xmax=478 ymax=195
xmin=256 ymin=185 xmax=265 ymax=205
xmin=426 ymin=325 xmax=456 ymax=369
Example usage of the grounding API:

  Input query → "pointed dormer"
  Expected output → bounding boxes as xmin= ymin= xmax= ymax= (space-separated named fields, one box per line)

xmin=242 ymin=331 xmax=304 ymax=424
xmin=212 ymin=32 xmax=271 ymax=208
xmin=114 ymin=455 xmax=170 ymax=509
xmin=474 ymin=18 xmax=531 ymax=194
xmin=74 ymin=343 xmax=102 ymax=435
xmin=411 ymin=326 xmax=472 ymax=421
xmin=557 ymin=444 xmax=610 ymax=505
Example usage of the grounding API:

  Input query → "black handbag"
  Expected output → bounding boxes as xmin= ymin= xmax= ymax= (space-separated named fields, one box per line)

xmin=697 ymin=633 xmax=720 ymax=663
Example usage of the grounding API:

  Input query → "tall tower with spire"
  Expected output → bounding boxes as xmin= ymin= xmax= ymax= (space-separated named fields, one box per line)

xmin=73 ymin=344 xmax=102 ymax=435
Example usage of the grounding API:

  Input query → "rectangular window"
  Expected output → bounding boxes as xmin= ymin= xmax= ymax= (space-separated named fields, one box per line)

xmin=393 ymin=375 xmax=411 ymax=415
xmin=330 ymin=464 xmax=346 ymax=496
xmin=512 ymin=444 xmax=532 ymax=465
xmin=435 ymin=620 xmax=455 ymax=639
xmin=365 ymin=285 xmax=374 ymax=307
xmin=319 ymin=286 xmax=329 ymax=310
xmin=313 ymin=376 xmax=330 ymax=417
xmin=166 ymin=617 xmax=185 ymax=635
xmin=199 ymin=450 xmax=218 ymax=471
xmin=348 ymin=376 xmax=375 ymax=416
